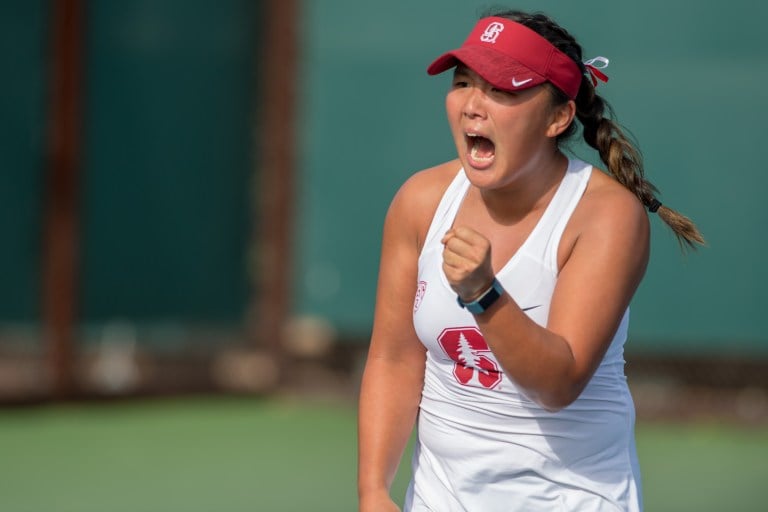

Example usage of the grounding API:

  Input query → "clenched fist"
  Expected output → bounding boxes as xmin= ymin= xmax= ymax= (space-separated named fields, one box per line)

xmin=441 ymin=226 xmax=495 ymax=302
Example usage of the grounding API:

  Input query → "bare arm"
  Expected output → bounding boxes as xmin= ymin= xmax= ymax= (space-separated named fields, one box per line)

xmin=443 ymin=178 xmax=650 ymax=410
xmin=358 ymin=167 xmax=451 ymax=509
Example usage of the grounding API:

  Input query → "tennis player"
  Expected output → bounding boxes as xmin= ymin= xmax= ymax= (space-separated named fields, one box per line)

xmin=358 ymin=9 xmax=704 ymax=512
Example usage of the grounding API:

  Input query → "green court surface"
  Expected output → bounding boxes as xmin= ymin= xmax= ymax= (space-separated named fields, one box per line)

xmin=0 ymin=397 xmax=765 ymax=511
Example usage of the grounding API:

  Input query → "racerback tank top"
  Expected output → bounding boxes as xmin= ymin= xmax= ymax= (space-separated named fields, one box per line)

xmin=406 ymin=159 xmax=642 ymax=512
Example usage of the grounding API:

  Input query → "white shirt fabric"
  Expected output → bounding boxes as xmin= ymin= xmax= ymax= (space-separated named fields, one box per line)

xmin=405 ymin=159 xmax=642 ymax=511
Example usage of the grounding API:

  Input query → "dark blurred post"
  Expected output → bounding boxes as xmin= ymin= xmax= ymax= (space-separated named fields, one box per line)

xmin=251 ymin=0 xmax=299 ymax=382
xmin=43 ymin=0 xmax=84 ymax=399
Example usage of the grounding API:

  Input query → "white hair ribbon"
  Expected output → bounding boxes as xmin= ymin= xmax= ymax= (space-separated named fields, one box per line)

xmin=583 ymin=56 xmax=609 ymax=86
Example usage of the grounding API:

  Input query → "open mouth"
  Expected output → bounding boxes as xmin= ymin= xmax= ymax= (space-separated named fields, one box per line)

xmin=466 ymin=133 xmax=495 ymax=166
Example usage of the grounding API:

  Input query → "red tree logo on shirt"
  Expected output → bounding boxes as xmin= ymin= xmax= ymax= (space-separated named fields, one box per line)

xmin=437 ymin=327 xmax=502 ymax=389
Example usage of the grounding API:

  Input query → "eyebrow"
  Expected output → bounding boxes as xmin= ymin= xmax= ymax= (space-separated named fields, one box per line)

xmin=453 ymin=65 xmax=489 ymax=86
xmin=453 ymin=64 xmax=481 ymax=81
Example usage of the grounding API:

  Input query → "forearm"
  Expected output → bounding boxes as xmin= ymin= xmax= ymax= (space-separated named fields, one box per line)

xmin=476 ymin=295 xmax=585 ymax=410
xmin=357 ymin=355 xmax=424 ymax=499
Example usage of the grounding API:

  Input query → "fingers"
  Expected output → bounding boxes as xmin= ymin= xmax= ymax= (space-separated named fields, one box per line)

xmin=442 ymin=226 xmax=490 ymax=268
xmin=441 ymin=226 xmax=486 ymax=247
xmin=441 ymin=226 xmax=494 ymax=299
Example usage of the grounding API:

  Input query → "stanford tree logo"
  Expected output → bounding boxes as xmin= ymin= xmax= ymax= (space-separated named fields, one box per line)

xmin=437 ymin=327 xmax=502 ymax=389
xmin=413 ymin=280 xmax=427 ymax=313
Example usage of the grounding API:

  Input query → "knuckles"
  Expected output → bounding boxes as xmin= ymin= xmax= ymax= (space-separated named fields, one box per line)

xmin=441 ymin=227 xmax=493 ymax=292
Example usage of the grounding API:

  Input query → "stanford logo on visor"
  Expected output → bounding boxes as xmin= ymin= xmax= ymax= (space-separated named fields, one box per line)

xmin=480 ymin=21 xmax=504 ymax=44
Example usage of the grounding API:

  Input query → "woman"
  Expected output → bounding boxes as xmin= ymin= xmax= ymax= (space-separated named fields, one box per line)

xmin=358 ymin=9 xmax=703 ymax=512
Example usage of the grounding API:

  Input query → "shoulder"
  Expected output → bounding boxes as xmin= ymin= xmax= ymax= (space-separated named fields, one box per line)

xmin=583 ymin=166 xmax=648 ymax=222
xmin=559 ymin=165 xmax=650 ymax=267
xmin=391 ymin=159 xmax=461 ymax=210
xmin=386 ymin=159 xmax=462 ymax=248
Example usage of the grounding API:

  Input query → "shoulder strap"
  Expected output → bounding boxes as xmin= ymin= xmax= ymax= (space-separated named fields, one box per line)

xmin=421 ymin=168 xmax=469 ymax=253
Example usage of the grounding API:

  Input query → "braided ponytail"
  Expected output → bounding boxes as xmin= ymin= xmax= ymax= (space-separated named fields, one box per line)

xmin=574 ymin=80 xmax=705 ymax=249
xmin=487 ymin=9 xmax=706 ymax=250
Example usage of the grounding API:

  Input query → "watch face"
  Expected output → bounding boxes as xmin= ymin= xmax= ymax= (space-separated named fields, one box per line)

xmin=479 ymin=287 xmax=499 ymax=308
xmin=458 ymin=279 xmax=503 ymax=314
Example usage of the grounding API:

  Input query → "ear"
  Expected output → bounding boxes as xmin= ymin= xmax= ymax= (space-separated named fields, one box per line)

xmin=546 ymin=100 xmax=576 ymax=138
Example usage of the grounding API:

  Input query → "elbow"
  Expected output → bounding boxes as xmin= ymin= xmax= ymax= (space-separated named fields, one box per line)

xmin=537 ymin=396 xmax=575 ymax=413
xmin=530 ymin=382 xmax=586 ymax=413
xmin=528 ymin=357 xmax=595 ymax=412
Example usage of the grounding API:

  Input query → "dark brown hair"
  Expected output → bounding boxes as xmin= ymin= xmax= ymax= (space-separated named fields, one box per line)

xmin=487 ymin=9 xmax=705 ymax=250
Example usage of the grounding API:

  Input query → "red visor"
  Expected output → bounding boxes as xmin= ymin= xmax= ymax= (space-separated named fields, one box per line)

xmin=427 ymin=17 xmax=583 ymax=99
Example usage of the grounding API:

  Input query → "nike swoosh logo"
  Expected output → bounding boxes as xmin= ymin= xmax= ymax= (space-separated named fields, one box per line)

xmin=522 ymin=305 xmax=542 ymax=312
xmin=512 ymin=77 xmax=533 ymax=87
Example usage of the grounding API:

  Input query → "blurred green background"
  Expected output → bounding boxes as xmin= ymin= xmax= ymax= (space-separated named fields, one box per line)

xmin=4 ymin=0 xmax=766 ymax=352
xmin=295 ymin=0 xmax=768 ymax=352
xmin=1 ymin=0 xmax=767 ymax=511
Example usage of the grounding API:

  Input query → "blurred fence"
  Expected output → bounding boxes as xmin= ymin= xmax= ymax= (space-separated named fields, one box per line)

xmin=0 ymin=0 xmax=286 ymax=400
xmin=1 ymin=0 xmax=767 ymax=403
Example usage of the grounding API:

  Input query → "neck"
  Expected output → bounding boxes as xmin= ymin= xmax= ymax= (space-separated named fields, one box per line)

xmin=477 ymin=152 xmax=569 ymax=225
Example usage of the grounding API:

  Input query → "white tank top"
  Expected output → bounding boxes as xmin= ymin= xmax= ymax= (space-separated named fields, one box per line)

xmin=406 ymin=159 xmax=642 ymax=511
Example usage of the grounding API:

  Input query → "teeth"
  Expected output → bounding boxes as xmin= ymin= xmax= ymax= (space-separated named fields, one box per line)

xmin=466 ymin=132 xmax=494 ymax=163
xmin=470 ymin=145 xmax=494 ymax=162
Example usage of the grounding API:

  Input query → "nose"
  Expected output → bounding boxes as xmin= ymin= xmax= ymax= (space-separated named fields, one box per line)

xmin=462 ymin=87 xmax=487 ymax=119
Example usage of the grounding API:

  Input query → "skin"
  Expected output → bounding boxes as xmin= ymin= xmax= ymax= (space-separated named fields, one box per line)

xmin=358 ymin=65 xmax=650 ymax=512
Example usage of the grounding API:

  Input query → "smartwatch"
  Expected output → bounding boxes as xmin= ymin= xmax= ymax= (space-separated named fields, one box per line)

xmin=456 ymin=278 xmax=504 ymax=314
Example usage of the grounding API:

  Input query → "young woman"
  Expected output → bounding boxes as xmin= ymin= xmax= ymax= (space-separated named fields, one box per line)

xmin=358 ymin=9 xmax=704 ymax=512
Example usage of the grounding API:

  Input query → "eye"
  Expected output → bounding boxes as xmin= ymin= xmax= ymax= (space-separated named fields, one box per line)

xmin=491 ymin=87 xmax=514 ymax=96
xmin=452 ymin=79 xmax=469 ymax=89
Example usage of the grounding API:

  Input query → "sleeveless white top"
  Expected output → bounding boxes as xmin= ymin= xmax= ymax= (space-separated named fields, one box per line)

xmin=406 ymin=159 xmax=642 ymax=511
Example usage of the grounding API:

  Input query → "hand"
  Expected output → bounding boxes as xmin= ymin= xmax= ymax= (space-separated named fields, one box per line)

xmin=359 ymin=492 xmax=401 ymax=512
xmin=441 ymin=226 xmax=495 ymax=301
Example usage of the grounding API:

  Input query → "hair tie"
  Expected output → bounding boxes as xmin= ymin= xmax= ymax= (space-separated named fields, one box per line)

xmin=583 ymin=56 xmax=609 ymax=87
xmin=648 ymin=198 xmax=662 ymax=213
